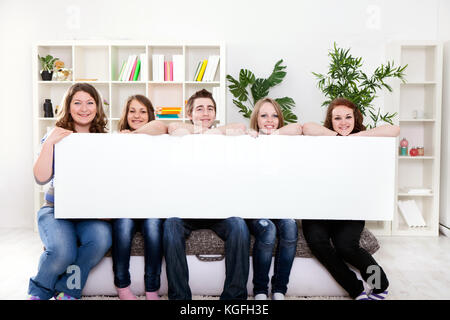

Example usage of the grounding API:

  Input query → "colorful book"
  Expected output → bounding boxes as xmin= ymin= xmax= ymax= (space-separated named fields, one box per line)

xmin=157 ymin=111 xmax=180 ymax=115
xmin=156 ymin=114 xmax=179 ymax=118
xmin=133 ymin=59 xmax=141 ymax=81
xmin=196 ymin=60 xmax=208 ymax=81
xmin=129 ymin=56 xmax=138 ymax=81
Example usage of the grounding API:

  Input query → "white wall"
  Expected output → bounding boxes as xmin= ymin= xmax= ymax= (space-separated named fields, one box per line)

xmin=0 ymin=0 xmax=449 ymax=228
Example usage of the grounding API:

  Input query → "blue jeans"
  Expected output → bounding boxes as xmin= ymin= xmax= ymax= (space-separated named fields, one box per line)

xmin=248 ymin=219 xmax=298 ymax=295
xmin=163 ymin=217 xmax=250 ymax=300
xmin=112 ymin=218 xmax=163 ymax=292
xmin=28 ymin=206 xmax=112 ymax=299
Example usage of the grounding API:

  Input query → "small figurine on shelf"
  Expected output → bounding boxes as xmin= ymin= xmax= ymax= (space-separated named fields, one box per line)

xmin=400 ymin=137 xmax=408 ymax=156
xmin=54 ymin=60 xmax=72 ymax=81
xmin=43 ymin=99 xmax=54 ymax=118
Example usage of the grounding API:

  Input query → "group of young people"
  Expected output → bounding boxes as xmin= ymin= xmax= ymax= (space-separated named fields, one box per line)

xmin=28 ymin=82 xmax=399 ymax=301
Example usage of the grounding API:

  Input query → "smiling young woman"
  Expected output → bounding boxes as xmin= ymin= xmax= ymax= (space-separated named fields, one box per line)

xmin=29 ymin=83 xmax=112 ymax=300
xmin=301 ymin=97 xmax=399 ymax=300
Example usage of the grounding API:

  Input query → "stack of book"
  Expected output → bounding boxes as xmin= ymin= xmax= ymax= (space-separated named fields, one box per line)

xmin=152 ymin=55 xmax=184 ymax=82
xmin=155 ymin=107 xmax=182 ymax=119
xmin=192 ymin=55 xmax=220 ymax=82
xmin=118 ymin=54 xmax=147 ymax=81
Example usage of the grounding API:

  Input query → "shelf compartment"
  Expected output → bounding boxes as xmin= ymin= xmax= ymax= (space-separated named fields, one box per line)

xmin=148 ymin=45 xmax=183 ymax=82
xmin=185 ymin=45 xmax=220 ymax=82
xmin=399 ymin=83 xmax=437 ymax=120
xmin=110 ymin=45 xmax=146 ymax=81
xmin=394 ymin=195 xmax=437 ymax=235
xmin=399 ymin=121 xmax=435 ymax=155
xmin=37 ymin=45 xmax=73 ymax=80
xmin=400 ymin=45 xmax=437 ymax=82
xmin=397 ymin=159 xmax=434 ymax=192
xmin=74 ymin=46 xmax=109 ymax=82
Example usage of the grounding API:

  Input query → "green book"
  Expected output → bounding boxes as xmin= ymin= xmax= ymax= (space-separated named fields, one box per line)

xmin=117 ymin=60 xmax=126 ymax=81
xmin=133 ymin=59 xmax=141 ymax=81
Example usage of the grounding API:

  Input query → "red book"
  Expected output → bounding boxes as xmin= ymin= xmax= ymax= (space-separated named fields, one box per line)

xmin=129 ymin=56 xmax=138 ymax=81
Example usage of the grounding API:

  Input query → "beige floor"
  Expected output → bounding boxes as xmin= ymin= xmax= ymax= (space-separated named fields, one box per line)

xmin=1 ymin=228 xmax=450 ymax=300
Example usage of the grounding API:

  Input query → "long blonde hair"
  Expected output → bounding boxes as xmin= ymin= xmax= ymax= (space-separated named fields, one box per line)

xmin=249 ymin=98 xmax=284 ymax=131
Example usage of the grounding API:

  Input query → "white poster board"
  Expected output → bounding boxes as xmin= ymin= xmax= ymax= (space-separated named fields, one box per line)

xmin=54 ymin=134 xmax=396 ymax=220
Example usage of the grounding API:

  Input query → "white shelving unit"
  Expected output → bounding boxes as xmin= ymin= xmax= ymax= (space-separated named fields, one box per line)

xmin=386 ymin=41 xmax=443 ymax=236
xmin=32 ymin=41 xmax=226 ymax=214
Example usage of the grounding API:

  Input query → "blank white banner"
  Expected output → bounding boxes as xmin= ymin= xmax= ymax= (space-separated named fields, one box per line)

xmin=54 ymin=134 xmax=396 ymax=220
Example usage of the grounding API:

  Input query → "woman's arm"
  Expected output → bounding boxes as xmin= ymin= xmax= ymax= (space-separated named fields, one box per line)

xmin=302 ymin=122 xmax=337 ymax=136
xmin=33 ymin=127 xmax=72 ymax=184
xmin=133 ymin=120 xmax=168 ymax=135
xmin=350 ymin=124 xmax=400 ymax=137
xmin=273 ymin=123 xmax=303 ymax=135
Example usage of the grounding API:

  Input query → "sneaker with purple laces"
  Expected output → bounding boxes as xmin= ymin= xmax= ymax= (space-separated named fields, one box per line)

xmin=54 ymin=292 xmax=78 ymax=300
xmin=27 ymin=294 xmax=41 ymax=300
xmin=368 ymin=290 xmax=388 ymax=300
xmin=355 ymin=291 xmax=370 ymax=300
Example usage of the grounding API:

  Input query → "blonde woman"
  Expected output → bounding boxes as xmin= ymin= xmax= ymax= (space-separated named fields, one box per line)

xmin=248 ymin=98 xmax=302 ymax=137
xmin=28 ymin=83 xmax=112 ymax=300
xmin=247 ymin=98 xmax=302 ymax=300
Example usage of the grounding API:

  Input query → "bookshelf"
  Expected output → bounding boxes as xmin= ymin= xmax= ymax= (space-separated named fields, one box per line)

xmin=32 ymin=41 xmax=226 ymax=214
xmin=386 ymin=41 xmax=443 ymax=236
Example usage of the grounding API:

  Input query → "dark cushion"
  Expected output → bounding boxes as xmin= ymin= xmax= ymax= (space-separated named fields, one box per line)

xmin=105 ymin=222 xmax=379 ymax=259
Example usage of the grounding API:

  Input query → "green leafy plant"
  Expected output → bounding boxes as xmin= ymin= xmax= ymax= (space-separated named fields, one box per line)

xmin=312 ymin=43 xmax=407 ymax=128
xmin=227 ymin=59 xmax=297 ymax=123
xmin=38 ymin=54 xmax=59 ymax=72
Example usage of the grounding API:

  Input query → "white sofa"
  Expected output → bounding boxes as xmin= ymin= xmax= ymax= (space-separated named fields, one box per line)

xmin=82 ymin=226 xmax=379 ymax=298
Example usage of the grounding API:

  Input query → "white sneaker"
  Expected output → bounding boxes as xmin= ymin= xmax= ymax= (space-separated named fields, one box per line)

xmin=254 ymin=293 xmax=268 ymax=300
xmin=272 ymin=292 xmax=285 ymax=300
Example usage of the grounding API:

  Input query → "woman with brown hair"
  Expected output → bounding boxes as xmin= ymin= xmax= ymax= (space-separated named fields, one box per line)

xmin=117 ymin=94 xmax=167 ymax=135
xmin=28 ymin=83 xmax=112 ymax=300
xmin=302 ymin=97 xmax=399 ymax=300
xmin=112 ymin=94 xmax=166 ymax=300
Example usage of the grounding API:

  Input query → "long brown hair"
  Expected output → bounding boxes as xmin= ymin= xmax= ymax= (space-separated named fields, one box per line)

xmin=118 ymin=95 xmax=155 ymax=131
xmin=249 ymin=98 xmax=284 ymax=131
xmin=56 ymin=83 xmax=107 ymax=133
xmin=323 ymin=98 xmax=366 ymax=134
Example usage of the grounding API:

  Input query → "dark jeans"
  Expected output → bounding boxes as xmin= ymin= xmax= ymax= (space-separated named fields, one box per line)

xmin=112 ymin=218 xmax=163 ymax=292
xmin=302 ymin=219 xmax=389 ymax=299
xmin=163 ymin=217 xmax=250 ymax=300
xmin=248 ymin=219 xmax=298 ymax=295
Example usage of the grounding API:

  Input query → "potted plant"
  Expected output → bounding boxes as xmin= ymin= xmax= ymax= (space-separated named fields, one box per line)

xmin=227 ymin=59 xmax=297 ymax=123
xmin=312 ymin=43 xmax=407 ymax=128
xmin=38 ymin=54 xmax=59 ymax=81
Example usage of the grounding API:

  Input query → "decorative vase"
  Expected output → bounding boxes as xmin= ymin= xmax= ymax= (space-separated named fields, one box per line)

xmin=43 ymin=99 xmax=54 ymax=118
xmin=41 ymin=71 xmax=53 ymax=81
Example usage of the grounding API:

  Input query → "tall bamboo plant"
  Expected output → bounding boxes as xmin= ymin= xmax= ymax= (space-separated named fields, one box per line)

xmin=312 ymin=43 xmax=407 ymax=128
xmin=227 ymin=59 xmax=297 ymax=123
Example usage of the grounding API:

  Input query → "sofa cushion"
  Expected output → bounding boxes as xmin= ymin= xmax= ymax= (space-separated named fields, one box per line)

xmin=105 ymin=222 xmax=379 ymax=259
